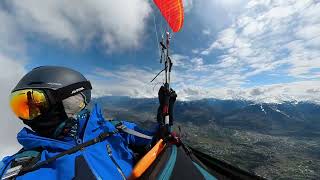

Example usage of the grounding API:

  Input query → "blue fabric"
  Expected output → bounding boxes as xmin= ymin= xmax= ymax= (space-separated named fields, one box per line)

xmin=192 ymin=162 xmax=217 ymax=180
xmin=0 ymin=156 xmax=16 ymax=178
xmin=0 ymin=103 xmax=156 ymax=180
xmin=158 ymin=145 xmax=177 ymax=180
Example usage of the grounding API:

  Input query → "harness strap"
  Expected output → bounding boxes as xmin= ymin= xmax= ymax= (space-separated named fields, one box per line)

xmin=117 ymin=124 xmax=153 ymax=140
xmin=15 ymin=130 xmax=118 ymax=178
xmin=110 ymin=121 xmax=153 ymax=140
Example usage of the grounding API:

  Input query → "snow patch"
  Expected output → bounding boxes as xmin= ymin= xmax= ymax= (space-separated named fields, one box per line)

xmin=271 ymin=107 xmax=291 ymax=118
xmin=260 ymin=104 xmax=267 ymax=114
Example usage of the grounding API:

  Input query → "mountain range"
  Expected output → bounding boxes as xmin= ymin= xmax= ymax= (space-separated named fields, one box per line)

xmin=92 ymin=96 xmax=320 ymax=179
xmin=93 ymin=96 xmax=320 ymax=138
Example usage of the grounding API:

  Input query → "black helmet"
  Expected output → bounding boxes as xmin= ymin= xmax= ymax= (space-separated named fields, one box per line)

xmin=12 ymin=66 xmax=92 ymax=103
xmin=10 ymin=66 xmax=92 ymax=137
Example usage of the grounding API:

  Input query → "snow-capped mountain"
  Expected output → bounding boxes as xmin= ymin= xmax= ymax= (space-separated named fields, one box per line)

xmin=94 ymin=96 xmax=320 ymax=137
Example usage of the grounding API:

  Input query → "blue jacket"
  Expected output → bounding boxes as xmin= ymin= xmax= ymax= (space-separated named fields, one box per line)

xmin=0 ymin=104 xmax=155 ymax=180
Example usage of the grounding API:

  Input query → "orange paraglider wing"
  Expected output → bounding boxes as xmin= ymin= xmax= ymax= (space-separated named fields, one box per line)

xmin=153 ymin=0 xmax=184 ymax=32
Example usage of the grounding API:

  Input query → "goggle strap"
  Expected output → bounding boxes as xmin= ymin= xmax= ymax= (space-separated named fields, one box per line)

xmin=55 ymin=81 xmax=92 ymax=101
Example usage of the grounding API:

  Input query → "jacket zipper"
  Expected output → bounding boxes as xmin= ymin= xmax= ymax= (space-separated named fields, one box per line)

xmin=106 ymin=144 xmax=127 ymax=180
xmin=77 ymin=115 xmax=102 ymax=180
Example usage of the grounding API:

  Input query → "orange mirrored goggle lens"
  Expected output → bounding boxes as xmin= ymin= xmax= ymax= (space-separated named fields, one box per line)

xmin=10 ymin=89 xmax=49 ymax=120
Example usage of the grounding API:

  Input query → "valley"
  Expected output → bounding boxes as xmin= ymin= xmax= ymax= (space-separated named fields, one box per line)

xmin=93 ymin=96 xmax=320 ymax=179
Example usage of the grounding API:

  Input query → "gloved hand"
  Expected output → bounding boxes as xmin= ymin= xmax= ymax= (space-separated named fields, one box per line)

xmin=157 ymin=84 xmax=177 ymax=126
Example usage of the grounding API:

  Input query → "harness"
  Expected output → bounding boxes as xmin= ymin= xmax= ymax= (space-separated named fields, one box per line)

xmin=1 ymin=117 xmax=153 ymax=180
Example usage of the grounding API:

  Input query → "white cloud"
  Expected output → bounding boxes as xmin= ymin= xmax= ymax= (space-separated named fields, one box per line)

xmin=0 ymin=10 xmax=26 ymax=58
xmin=199 ymin=0 xmax=320 ymax=83
xmin=171 ymin=54 xmax=190 ymax=68
xmin=0 ymin=5 xmax=29 ymax=159
xmin=191 ymin=49 xmax=199 ymax=54
xmin=167 ymin=0 xmax=320 ymax=103
xmin=90 ymin=66 xmax=160 ymax=98
xmin=4 ymin=0 xmax=152 ymax=53
xmin=218 ymin=0 xmax=249 ymax=8
xmin=264 ymin=5 xmax=295 ymax=19
xmin=183 ymin=0 xmax=194 ymax=12
xmin=0 ymin=55 xmax=26 ymax=159
xmin=295 ymin=24 xmax=320 ymax=40
xmin=190 ymin=57 xmax=204 ymax=71
xmin=202 ymin=29 xmax=211 ymax=35
xmin=241 ymin=20 xmax=265 ymax=37
xmin=215 ymin=28 xmax=237 ymax=49
xmin=177 ymin=80 xmax=320 ymax=104
xmin=200 ymin=50 xmax=210 ymax=55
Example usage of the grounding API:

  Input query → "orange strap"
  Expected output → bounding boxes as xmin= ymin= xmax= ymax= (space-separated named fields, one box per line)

xmin=129 ymin=139 xmax=166 ymax=179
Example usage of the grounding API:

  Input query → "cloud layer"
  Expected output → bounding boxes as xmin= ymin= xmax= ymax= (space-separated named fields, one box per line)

xmin=166 ymin=0 xmax=320 ymax=103
xmin=90 ymin=66 xmax=160 ymax=98
xmin=2 ymin=0 xmax=152 ymax=52
xmin=201 ymin=0 xmax=320 ymax=81
xmin=0 ymin=55 xmax=25 ymax=159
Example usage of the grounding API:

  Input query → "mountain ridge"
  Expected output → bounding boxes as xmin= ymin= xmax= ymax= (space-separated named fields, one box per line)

xmin=93 ymin=96 xmax=320 ymax=137
xmin=93 ymin=95 xmax=320 ymax=105
xmin=93 ymin=95 xmax=320 ymax=179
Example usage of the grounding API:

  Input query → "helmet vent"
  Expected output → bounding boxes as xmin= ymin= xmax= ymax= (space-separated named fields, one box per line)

xmin=28 ymin=81 xmax=44 ymax=85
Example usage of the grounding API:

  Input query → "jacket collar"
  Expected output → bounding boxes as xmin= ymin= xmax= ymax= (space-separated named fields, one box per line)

xmin=17 ymin=103 xmax=112 ymax=150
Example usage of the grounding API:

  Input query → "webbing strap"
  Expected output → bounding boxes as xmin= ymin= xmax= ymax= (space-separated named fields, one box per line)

xmin=17 ymin=130 xmax=118 ymax=177
xmin=117 ymin=124 xmax=153 ymax=140
xmin=110 ymin=121 xmax=153 ymax=140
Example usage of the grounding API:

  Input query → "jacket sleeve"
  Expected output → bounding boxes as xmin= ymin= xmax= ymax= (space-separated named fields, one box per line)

xmin=121 ymin=121 xmax=159 ymax=147
xmin=0 ymin=161 xmax=4 ymax=176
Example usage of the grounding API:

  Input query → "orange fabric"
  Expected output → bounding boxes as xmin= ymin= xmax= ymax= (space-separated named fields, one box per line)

xmin=154 ymin=0 xmax=184 ymax=32
xmin=129 ymin=139 xmax=166 ymax=179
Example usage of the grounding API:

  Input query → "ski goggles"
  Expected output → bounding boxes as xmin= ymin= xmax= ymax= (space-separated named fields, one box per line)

xmin=10 ymin=81 xmax=92 ymax=121
xmin=10 ymin=89 xmax=49 ymax=120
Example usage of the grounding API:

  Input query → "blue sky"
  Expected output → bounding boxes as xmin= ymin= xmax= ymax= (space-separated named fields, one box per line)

xmin=1 ymin=0 xmax=319 ymax=103
xmin=0 ymin=0 xmax=320 ymax=157
xmin=0 ymin=0 xmax=320 ymax=103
